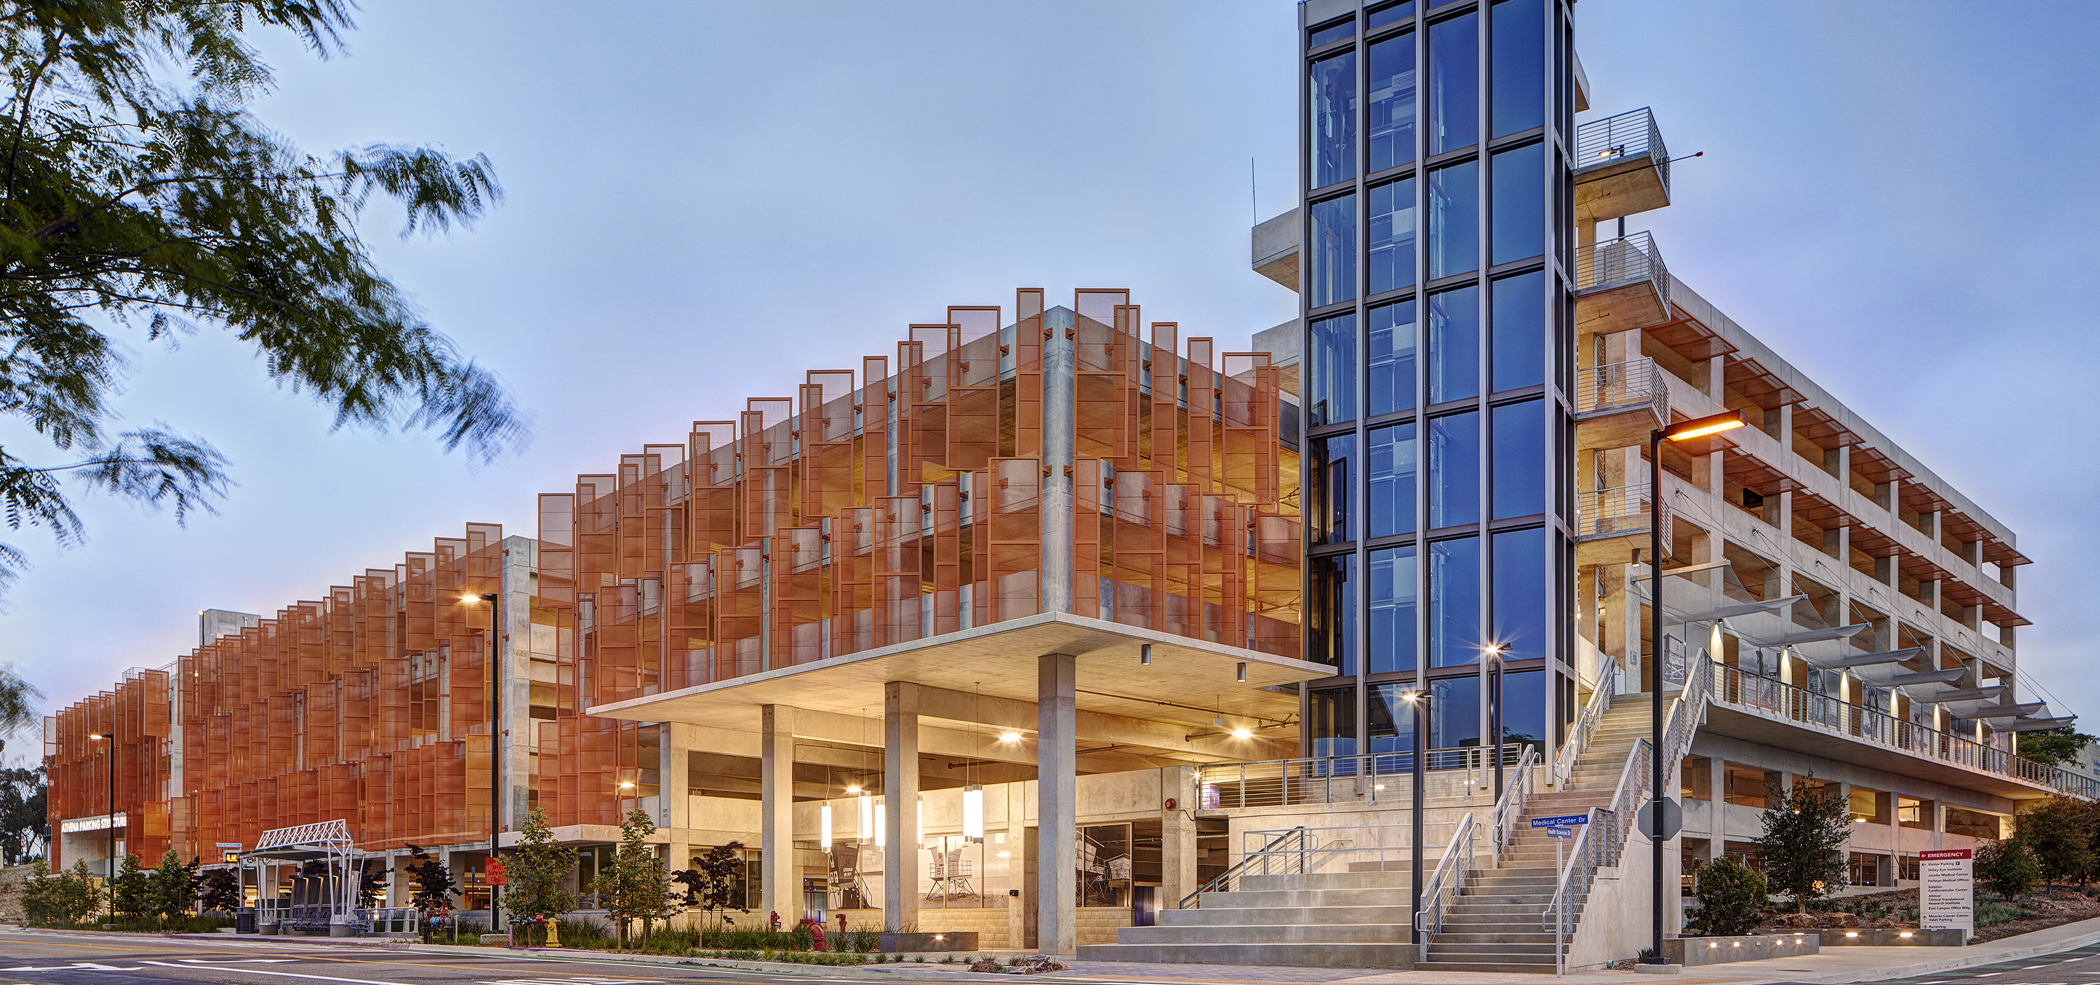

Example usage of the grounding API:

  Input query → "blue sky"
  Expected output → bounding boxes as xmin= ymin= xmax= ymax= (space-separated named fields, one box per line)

xmin=8 ymin=1 xmax=2097 ymax=743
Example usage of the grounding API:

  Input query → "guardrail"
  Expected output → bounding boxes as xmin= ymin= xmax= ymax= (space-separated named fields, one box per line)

xmin=356 ymin=907 xmax=418 ymax=935
xmin=1197 ymin=744 xmax=1527 ymax=809
xmin=1575 ymin=107 xmax=1671 ymax=192
xmin=1707 ymin=660 xmax=2098 ymax=799
xmin=1417 ymin=812 xmax=1477 ymax=943
xmin=1576 ymin=357 xmax=1668 ymax=421
xmin=1554 ymin=660 xmax=1619 ymax=788
xmin=1574 ymin=232 xmax=1668 ymax=306
xmin=1575 ymin=485 xmax=1666 ymax=543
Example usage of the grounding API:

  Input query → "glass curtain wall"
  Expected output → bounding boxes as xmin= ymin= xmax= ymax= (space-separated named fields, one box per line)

xmin=1302 ymin=0 xmax=1572 ymax=769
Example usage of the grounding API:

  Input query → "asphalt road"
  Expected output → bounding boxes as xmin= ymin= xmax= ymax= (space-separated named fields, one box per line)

xmin=1796 ymin=939 xmax=2100 ymax=985
xmin=0 ymin=931 xmax=853 ymax=985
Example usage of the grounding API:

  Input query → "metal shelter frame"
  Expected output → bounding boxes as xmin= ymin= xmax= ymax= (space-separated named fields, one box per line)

xmin=243 ymin=819 xmax=361 ymax=933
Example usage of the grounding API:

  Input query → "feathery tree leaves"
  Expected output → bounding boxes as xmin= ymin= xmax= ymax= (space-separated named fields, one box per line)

xmin=0 ymin=0 xmax=524 ymax=593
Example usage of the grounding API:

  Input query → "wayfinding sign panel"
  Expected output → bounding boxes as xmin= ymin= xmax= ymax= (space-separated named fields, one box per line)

xmin=1919 ymin=848 xmax=1974 ymax=936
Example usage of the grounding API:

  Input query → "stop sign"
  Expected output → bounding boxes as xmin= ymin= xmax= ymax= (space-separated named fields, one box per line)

xmin=486 ymin=858 xmax=508 ymax=886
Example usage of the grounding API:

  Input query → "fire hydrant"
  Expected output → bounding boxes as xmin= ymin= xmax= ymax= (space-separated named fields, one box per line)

xmin=770 ymin=911 xmax=782 ymax=932
xmin=802 ymin=917 xmax=829 ymax=952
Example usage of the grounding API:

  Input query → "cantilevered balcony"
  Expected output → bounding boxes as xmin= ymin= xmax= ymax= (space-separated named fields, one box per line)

xmin=1575 ymin=106 xmax=1672 ymax=222
xmin=1704 ymin=659 xmax=2094 ymax=800
xmin=1575 ymin=357 xmax=1669 ymax=449
xmin=1576 ymin=484 xmax=1667 ymax=567
xmin=1575 ymin=231 xmax=1670 ymax=335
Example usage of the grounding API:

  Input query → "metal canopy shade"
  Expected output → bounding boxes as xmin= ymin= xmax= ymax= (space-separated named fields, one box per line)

xmin=1992 ymin=717 xmax=2079 ymax=733
xmin=1677 ymin=596 xmax=1807 ymax=622
xmin=587 ymin=611 xmax=1328 ymax=736
xmin=1885 ymin=668 xmax=1967 ymax=689
xmin=1764 ymin=624 xmax=1869 ymax=646
xmin=1832 ymin=648 xmax=1924 ymax=669
xmin=1972 ymin=701 xmax=2048 ymax=720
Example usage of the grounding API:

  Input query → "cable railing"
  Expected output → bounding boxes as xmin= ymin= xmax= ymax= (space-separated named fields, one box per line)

xmin=1197 ymin=743 xmax=1527 ymax=809
xmin=1575 ymin=357 xmax=1668 ymax=421
xmin=1575 ymin=484 xmax=1668 ymax=543
xmin=1575 ymin=106 xmax=1671 ymax=193
xmin=1707 ymin=660 xmax=2099 ymax=799
xmin=1554 ymin=660 xmax=1619 ymax=787
xmin=1574 ymin=231 xmax=1668 ymax=306
xmin=1417 ymin=811 xmax=1477 ymax=943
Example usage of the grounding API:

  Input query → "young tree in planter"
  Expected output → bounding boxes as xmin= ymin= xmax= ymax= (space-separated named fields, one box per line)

xmin=677 ymin=842 xmax=750 ymax=930
xmin=1686 ymin=857 xmax=1768 ymax=936
xmin=590 ymin=808 xmax=681 ymax=949
xmin=147 ymin=850 xmax=195 ymax=921
xmin=19 ymin=858 xmax=54 ymax=925
xmin=1756 ymin=775 xmax=1851 ymax=913
xmin=62 ymin=859 xmax=101 ymax=924
xmin=196 ymin=868 xmax=242 ymax=915
xmin=505 ymin=809 xmax=577 ymax=946
xmin=110 ymin=853 xmax=150 ymax=919
xmin=404 ymin=844 xmax=460 ymax=938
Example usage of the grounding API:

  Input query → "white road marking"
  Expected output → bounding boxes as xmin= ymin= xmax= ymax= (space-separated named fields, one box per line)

xmin=140 ymin=967 xmax=408 ymax=985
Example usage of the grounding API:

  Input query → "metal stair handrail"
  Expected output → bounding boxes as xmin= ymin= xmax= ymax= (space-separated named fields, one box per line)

xmin=1491 ymin=743 xmax=1541 ymax=865
xmin=1554 ymin=659 xmax=1619 ymax=787
xmin=1415 ymin=811 xmax=1477 ymax=942
xmin=1540 ymin=807 xmax=1606 ymax=976
xmin=1178 ymin=826 xmax=1307 ymax=910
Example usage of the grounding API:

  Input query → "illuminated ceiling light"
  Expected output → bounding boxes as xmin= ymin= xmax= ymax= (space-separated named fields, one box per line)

xmin=846 ymin=784 xmax=862 ymax=795
xmin=998 ymin=732 xmax=1021 ymax=744
xmin=821 ymin=803 xmax=833 ymax=851
xmin=618 ymin=780 xmax=635 ymax=789
xmin=875 ymin=802 xmax=886 ymax=848
xmin=1230 ymin=728 xmax=1253 ymax=740
xmin=963 ymin=784 xmax=985 ymax=841
xmin=858 ymin=793 xmax=873 ymax=841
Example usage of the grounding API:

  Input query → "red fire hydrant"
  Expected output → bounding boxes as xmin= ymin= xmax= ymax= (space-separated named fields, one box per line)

xmin=837 ymin=912 xmax=848 ymax=937
xmin=770 ymin=911 xmax=782 ymax=932
xmin=801 ymin=917 xmax=829 ymax=952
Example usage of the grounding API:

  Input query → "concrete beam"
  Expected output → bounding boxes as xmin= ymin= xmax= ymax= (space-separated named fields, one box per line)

xmin=911 ymin=684 xmax=1272 ymax=761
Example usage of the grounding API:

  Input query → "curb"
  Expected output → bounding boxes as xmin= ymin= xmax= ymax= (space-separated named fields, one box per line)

xmin=1790 ymin=923 xmax=2100 ymax=985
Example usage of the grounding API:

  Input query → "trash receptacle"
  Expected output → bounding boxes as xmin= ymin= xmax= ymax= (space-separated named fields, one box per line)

xmin=236 ymin=908 xmax=256 ymax=934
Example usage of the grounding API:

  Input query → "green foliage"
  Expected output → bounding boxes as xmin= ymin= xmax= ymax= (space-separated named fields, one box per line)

xmin=23 ymin=858 xmax=101 ymax=925
xmin=590 ymin=808 xmax=683 ymax=949
xmin=196 ymin=866 xmax=240 ymax=913
xmin=2016 ymin=798 xmax=2096 ymax=887
xmin=0 ymin=0 xmax=525 ymax=595
xmin=1686 ymin=857 xmax=1769 ymax=936
xmin=2018 ymin=728 xmax=2096 ymax=768
xmin=357 ymin=860 xmax=386 ymax=909
xmin=0 ymin=764 xmax=46 ymax=865
xmin=1755 ymin=775 xmax=1852 ymax=913
xmin=504 ymin=808 xmax=577 ymax=945
xmin=1976 ymin=898 xmax=2035 ymax=928
xmin=1976 ymin=838 xmax=2040 ymax=900
xmin=110 ymin=852 xmax=149 ymax=918
xmin=146 ymin=849 xmax=194 ymax=919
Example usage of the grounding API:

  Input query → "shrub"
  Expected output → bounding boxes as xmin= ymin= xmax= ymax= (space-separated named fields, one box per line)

xmin=1977 ymin=839 xmax=2041 ymax=900
xmin=1686 ymin=857 xmax=1768 ymax=937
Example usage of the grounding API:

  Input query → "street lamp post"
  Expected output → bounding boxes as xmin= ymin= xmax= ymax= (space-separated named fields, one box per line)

xmin=1486 ymin=645 xmax=1507 ymax=801
xmin=1647 ymin=410 xmax=1746 ymax=963
xmin=1404 ymin=689 xmax=1430 ymax=945
xmin=90 ymin=732 xmax=113 ymax=909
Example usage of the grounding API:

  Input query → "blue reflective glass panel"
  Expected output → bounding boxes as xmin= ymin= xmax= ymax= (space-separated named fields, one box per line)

xmin=1428 ymin=161 xmax=1479 ymax=279
xmin=1368 ymin=178 xmax=1417 ymax=296
xmin=1309 ymin=553 xmax=1358 ymax=675
xmin=1368 ymin=32 xmax=1417 ymax=172
xmin=1311 ymin=432 xmax=1356 ymax=544
xmin=1309 ymin=194 xmax=1358 ymax=307
xmin=1310 ymin=17 xmax=1355 ymax=49
xmin=1428 ymin=11 xmax=1478 ymax=154
xmin=1497 ymin=668 xmax=1547 ymax=752
xmin=1368 ymin=684 xmax=1417 ymax=765
xmin=1369 ymin=545 xmax=1418 ymax=674
xmin=1430 ymin=536 xmax=1481 ymax=668
xmin=1490 ymin=0 xmax=1545 ymax=138
xmin=1307 ymin=312 xmax=1357 ymax=426
xmin=1367 ymin=422 xmax=1417 ymax=538
xmin=1428 ymin=673 xmax=1482 ymax=751
xmin=1491 ymin=142 xmax=1545 ymax=265
xmin=1428 ymin=410 xmax=1478 ymax=528
xmin=1491 ymin=527 xmax=1545 ymax=662
xmin=1369 ymin=2 xmax=1415 ymax=29
xmin=1490 ymin=270 xmax=1546 ymax=392
xmin=1428 ymin=286 xmax=1479 ymax=403
xmin=1310 ymin=51 xmax=1358 ymax=188
xmin=1310 ymin=687 xmax=1358 ymax=758
xmin=1491 ymin=398 xmax=1544 ymax=519
xmin=1368 ymin=300 xmax=1417 ymax=416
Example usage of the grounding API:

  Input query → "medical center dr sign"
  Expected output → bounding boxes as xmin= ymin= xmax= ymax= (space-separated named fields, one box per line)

xmin=1919 ymin=848 xmax=1973 ymax=936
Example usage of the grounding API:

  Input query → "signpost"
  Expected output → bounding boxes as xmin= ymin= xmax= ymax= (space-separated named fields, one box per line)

xmin=1919 ymin=849 xmax=1974 ymax=940
xmin=1531 ymin=814 xmax=1591 ymax=974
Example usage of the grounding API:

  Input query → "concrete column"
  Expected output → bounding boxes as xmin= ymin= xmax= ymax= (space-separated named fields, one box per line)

xmin=500 ymin=537 xmax=535 ymax=836
xmin=661 ymin=722 xmax=696 ymax=907
xmin=761 ymin=706 xmax=799 ymax=924
xmin=1930 ymin=802 xmax=1945 ymax=850
xmin=1041 ymin=307 xmax=1076 ymax=615
xmin=1007 ymin=781 xmax=1029 ymax=949
xmin=884 ymin=683 xmax=921 ymax=932
xmin=1037 ymin=652 xmax=1077 ymax=955
xmin=1161 ymin=767 xmax=1198 ymax=909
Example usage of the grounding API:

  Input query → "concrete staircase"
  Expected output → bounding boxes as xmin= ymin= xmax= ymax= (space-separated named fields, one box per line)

xmin=1414 ymin=701 xmax=1649 ymax=973
xmin=1074 ymin=866 xmax=1416 ymax=968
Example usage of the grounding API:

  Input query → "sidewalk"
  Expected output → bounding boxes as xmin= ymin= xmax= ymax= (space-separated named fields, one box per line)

xmin=78 ymin=918 xmax=2100 ymax=985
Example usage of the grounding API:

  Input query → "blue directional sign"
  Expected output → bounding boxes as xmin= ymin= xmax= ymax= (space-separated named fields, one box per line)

xmin=1547 ymin=826 xmax=1574 ymax=839
xmin=1530 ymin=814 xmax=1589 ymax=828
